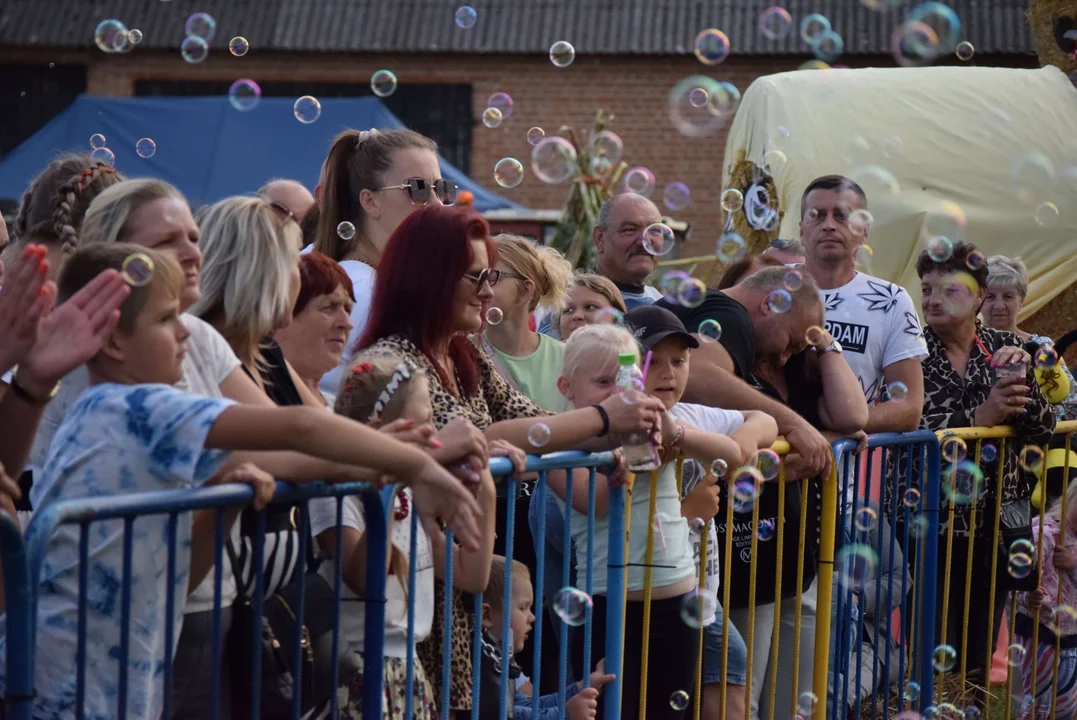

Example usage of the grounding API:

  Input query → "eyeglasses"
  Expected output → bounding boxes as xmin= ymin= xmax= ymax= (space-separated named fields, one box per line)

xmin=462 ymin=268 xmax=502 ymax=291
xmin=499 ymin=270 xmax=528 ymax=282
xmin=374 ymin=177 xmax=457 ymax=206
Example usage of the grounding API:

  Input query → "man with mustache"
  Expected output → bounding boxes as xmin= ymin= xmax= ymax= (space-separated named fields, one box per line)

xmin=592 ymin=193 xmax=664 ymax=310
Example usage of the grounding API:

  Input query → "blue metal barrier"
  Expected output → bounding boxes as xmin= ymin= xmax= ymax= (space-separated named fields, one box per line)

xmin=829 ymin=431 xmax=941 ymax=720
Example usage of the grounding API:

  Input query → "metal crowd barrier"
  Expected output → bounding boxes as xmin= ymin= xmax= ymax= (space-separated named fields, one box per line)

xmin=828 ymin=430 xmax=942 ymax=720
xmin=928 ymin=420 xmax=1077 ymax=720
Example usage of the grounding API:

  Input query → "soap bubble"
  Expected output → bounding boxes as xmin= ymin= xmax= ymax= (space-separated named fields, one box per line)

xmin=659 ymin=271 xmax=690 ymax=302
xmin=1050 ymin=605 xmax=1077 ymax=634
xmin=752 ymin=449 xmax=782 ymax=481
xmin=527 ymin=127 xmax=545 ymax=145
xmin=623 ymin=167 xmax=656 ymax=197
xmin=782 ymin=270 xmax=803 ymax=292
xmin=552 ymin=587 xmax=591 ymax=625
xmin=679 ymin=588 xmax=704 ymax=628
xmin=956 ymin=40 xmax=975 ymax=60
xmin=694 ymin=28 xmax=730 ymax=65
xmin=689 ymin=517 xmax=705 ymax=531
xmin=94 ymin=19 xmax=130 ymax=53
xmin=800 ymin=13 xmax=831 ymax=44
xmin=759 ymin=8 xmax=793 ymax=40
xmin=494 ymin=158 xmax=524 ymax=188
xmin=1019 ymin=445 xmax=1045 ymax=474
xmin=850 ymin=209 xmax=874 ymax=236
xmin=813 ymin=30 xmax=844 ymax=63
xmin=941 ymin=435 xmax=968 ymax=463
xmin=121 ymin=253 xmax=155 ymax=286
xmin=883 ymin=382 xmax=909 ymax=403
xmin=689 ymin=87 xmax=710 ymax=107
xmin=721 ymin=188 xmax=744 ymax=212
xmin=836 ymin=543 xmax=879 ymax=589
xmin=593 ymin=307 xmax=624 ymax=326
xmin=716 ymin=233 xmax=746 ymax=264
xmin=663 ymin=182 xmax=691 ymax=211
xmin=944 ymin=461 xmax=984 ymax=504
xmin=909 ymin=514 xmax=930 ymax=538
xmin=229 ymin=36 xmax=249 ymax=56
xmin=805 ymin=326 xmax=828 ymax=346
xmin=1012 ymin=152 xmax=1055 ymax=207
xmin=589 ymin=131 xmax=624 ymax=168
xmin=90 ymin=133 xmax=107 ymax=149
xmin=1035 ymin=202 xmax=1060 ymax=227
xmin=1037 ymin=346 xmax=1059 ymax=368
xmin=668 ymin=75 xmax=729 ymax=137
xmin=926 ymin=236 xmax=954 ymax=262
xmin=677 ymin=278 xmax=707 ymax=309
xmin=482 ymin=107 xmax=503 ymax=128
xmin=549 ymin=41 xmax=575 ymax=67
xmin=528 ymin=423 xmax=551 ymax=448
xmin=455 ymin=6 xmax=477 ymax=28
xmin=371 ymin=70 xmax=398 ymax=98
xmin=180 ymin=36 xmax=209 ymax=64
xmin=1008 ymin=551 xmax=1034 ymax=579
xmin=486 ymin=307 xmax=504 ymax=326
xmin=642 ymin=223 xmax=676 ymax=257
xmin=670 ymin=690 xmax=690 ymax=710
xmin=337 ymin=221 xmax=355 ymax=240
xmin=710 ymin=458 xmax=728 ymax=477
xmin=907 ymin=2 xmax=962 ymax=56
xmin=932 ymin=644 xmax=957 ymax=671
xmin=89 ymin=147 xmax=115 ymax=168
xmin=854 ymin=507 xmax=878 ymax=532
xmin=228 ymin=79 xmax=261 ymax=112
xmin=1006 ymin=643 xmax=1026 ymax=667
xmin=698 ymin=320 xmax=722 ymax=343
xmin=981 ymin=443 xmax=997 ymax=462
xmin=766 ymin=289 xmax=792 ymax=314
xmin=903 ymin=488 xmax=921 ymax=507
xmin=184 ymin=12 xmax=217 ymax=41
xmin=293 ymin=96 xmax=321 ymax=124
xmin=531 ymin=137 xmax=577 ymax=184
xmin=128 ymin=29 xmax=144 ymax=45
xmin=757 ymin=518 xmax=776 ymax=541
xmin=486 ymin=92 xmax=514 ymax=119
xmin=1010 ymin=538 xmax=1036 ymax=557
xmin=798 ymin=692 xmax=819 ymax=716
xmin=135 ymin=138 xmax=156 ymax=158
xmin=903 ymin=681 xmax=921 ymax=703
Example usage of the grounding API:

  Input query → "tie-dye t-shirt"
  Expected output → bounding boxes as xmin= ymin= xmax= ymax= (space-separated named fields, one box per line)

xmin=6 ymin=383 xmax=234 ymax=720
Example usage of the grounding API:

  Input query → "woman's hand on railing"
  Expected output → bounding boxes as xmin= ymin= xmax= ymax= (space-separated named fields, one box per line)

xmin=377 ymin=418 xmax=440 ymax=450
xmin=488 ymin=438 xmax=526 ymax=478
xmin=430 ymin=417 xmax=489 ymax=467
xmin=411 ymin=459 xmax=483 ymax=552
xmin=209 ymin=462 xmax=276 ymax=510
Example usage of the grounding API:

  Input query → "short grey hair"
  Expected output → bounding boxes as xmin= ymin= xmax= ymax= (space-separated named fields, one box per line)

xmin=595 ymin=193 xmax=658 ymax=231
xmin=741 ymin=265 xmax=823 ymax=321
xmin=986 ymin=255 xmax=1029 ymax=299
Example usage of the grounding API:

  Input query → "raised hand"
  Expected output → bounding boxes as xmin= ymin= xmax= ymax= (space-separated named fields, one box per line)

xmin=0 ymin=245 xmax=52 ymax=377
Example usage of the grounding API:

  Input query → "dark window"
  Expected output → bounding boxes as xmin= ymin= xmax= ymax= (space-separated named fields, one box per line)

xmin=0 ymin=64 xmax=87 ymax=158
xmin=135 ymin=80 xmax=473 ymax=173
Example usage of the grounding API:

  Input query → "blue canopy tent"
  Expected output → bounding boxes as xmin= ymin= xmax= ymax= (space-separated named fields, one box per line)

xmin=0 ymin=94 xmax=521 ymax=212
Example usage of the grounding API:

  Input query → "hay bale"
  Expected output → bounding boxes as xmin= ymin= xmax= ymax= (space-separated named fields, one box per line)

xmin=1028 ymin=0 xmax=1077 ymax=76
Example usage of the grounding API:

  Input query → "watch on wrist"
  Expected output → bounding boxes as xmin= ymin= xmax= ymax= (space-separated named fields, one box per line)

xmin=9 ymin=366 xmax=60 ymax=407
xmin=817 ymin=340 xmax=843 ymax=355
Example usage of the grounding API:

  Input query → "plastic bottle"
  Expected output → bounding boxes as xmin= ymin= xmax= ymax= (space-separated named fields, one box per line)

xmin=616 ymin=351 xmax=660 ymax=472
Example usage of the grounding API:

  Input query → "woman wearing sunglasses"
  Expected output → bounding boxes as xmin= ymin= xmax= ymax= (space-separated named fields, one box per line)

xmin=313 ymin=128 xmax=457 ymax=397
xmin=350 ymin=204 xmax=666 ymax=716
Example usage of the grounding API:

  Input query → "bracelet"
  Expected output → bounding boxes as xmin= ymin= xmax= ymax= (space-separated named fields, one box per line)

xmin=9 ymin=367 xmax=59 ymax=408
xmin=592 ymin=404 xmax=610 ymax=437
xmin=670 ymin=422 xmax=686 ymax=450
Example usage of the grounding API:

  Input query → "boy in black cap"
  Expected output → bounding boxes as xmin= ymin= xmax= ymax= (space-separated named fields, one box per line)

xmin=623 ymin=304 xmax=777 ymax=720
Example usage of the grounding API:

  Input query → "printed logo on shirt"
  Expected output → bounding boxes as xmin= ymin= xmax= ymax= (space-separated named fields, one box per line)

xmin=825 ymin=320 xmax=869 ymax=354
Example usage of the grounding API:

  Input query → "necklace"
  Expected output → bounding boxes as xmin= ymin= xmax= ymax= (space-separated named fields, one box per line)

xmin=394 ymin=489 xmax=409 ymax=521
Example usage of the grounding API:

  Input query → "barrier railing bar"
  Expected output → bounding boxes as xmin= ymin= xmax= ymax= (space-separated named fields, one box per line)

xmin=583 ymin=466 xmax=597 ymax=690
xmin=249 ymin=503 xmax=268 ymax=719
xmin=359 ymin=486 xmax=390 ymax=720
xmin=162 ymin=512 xmax=178 ymax=720
xmin=603 ymin=481 xmax=627 ymax=720
xmin=333 ymin=497 xmax=347 ymax=718
xmin=531 ymin=471 xmax=547 ymax=711
xmin=498 ymin=478 xmax=518 ymax=720
xmin=210 ymin=509 xmax=225 ymax=720
xmin=75 ymin=520 xmax=89 ymax=720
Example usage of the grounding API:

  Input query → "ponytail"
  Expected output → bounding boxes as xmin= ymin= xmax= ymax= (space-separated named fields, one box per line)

xmin=493 ymin=233 xmax=573 ymax=312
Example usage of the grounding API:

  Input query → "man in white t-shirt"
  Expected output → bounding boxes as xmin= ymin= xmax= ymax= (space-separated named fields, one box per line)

xmin=799 ymin=175 xmax=927 ymax=432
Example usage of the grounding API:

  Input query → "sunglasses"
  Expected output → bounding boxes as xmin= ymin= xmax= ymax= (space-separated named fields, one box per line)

xmin=267 ymin=200 xmax=298 ymax=224
xmin=374 ymin=177 xmax=457 ymax=206
xmin=462 ymin=268 xmax=502 ymax=291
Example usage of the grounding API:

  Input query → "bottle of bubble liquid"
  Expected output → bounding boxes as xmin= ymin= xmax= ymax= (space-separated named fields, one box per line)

xmin=616 ymin=351 xmax=660 ymax=472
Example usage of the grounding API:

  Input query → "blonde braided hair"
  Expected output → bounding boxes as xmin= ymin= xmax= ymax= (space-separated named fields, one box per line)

xmin=53 ymin=164 xmax=122 ymax=256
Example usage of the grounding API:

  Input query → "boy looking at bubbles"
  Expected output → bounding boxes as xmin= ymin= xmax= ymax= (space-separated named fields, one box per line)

xmin=10 ymin=244 xmax=482 ymax=720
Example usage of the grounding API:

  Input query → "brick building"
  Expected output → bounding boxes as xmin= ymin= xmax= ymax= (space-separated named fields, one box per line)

xmin=0 ymin=0 xmax=1040 ymax=258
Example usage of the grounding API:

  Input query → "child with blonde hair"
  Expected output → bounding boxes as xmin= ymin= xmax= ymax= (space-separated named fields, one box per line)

xmin=311 ymin=354 xmax=498 ymax=719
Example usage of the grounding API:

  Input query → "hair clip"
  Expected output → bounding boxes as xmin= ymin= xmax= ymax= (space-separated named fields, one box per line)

xmin=355 ymin=128 xmax=381 ymax=148
xmin=351 ymin=361 xmax=374 ymax=374
xmin=369 ymin=360 xmax=417 ymax=422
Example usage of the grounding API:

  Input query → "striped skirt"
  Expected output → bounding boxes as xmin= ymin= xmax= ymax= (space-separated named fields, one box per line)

xmin=1017 ymin=633 xmax=1077 ymax=720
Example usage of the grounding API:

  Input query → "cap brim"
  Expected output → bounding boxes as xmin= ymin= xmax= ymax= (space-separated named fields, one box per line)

xmin=640 ymin=330 xmax=700 ymax=351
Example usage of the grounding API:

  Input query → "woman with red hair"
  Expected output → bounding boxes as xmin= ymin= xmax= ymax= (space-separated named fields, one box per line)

xmin=351 ymin=203 xmax=664 ymax=715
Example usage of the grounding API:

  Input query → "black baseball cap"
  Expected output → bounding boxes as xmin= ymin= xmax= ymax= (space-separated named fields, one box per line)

xmin=625 ymin=304 xmax=700 ymax=352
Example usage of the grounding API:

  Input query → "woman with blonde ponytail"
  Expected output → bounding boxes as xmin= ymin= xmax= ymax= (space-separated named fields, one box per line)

xmin=479 ymin=233 xmax=573 ymax=412
xmin=311 ymin=127 xmax=452 ymax=396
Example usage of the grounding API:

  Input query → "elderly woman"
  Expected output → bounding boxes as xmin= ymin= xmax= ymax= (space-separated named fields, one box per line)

xmin=983 ymin=254 xmax=1077 ymax=422
xmin=275 ymin=251 xmax=355 ymax=408
xmin=897 ymin=242 xmax=1056 ymax=704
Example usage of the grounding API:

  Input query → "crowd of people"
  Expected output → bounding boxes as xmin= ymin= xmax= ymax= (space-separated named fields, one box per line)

xmin=0 ymin=126 xmax=1075 ymax=720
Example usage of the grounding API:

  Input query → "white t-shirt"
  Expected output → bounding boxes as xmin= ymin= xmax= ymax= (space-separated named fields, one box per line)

xmin=308 ymin=487 xmax=433 ymax=658
xmin=28 ymin=314 xmax=243 ymax=614
xmin=817 ymin=272 xmax=927 ymax=403
xmin=669 ymin=402 xmax=745 ymax=627
xmin=9 ymin=383 xmax=234 ymax=720
xmin=319 ymin=260 xmax=375 ymax=398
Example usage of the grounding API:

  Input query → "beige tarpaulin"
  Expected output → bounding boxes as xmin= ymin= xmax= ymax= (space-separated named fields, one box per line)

xmin=723 ymin=65 xmax=1077 ymax=320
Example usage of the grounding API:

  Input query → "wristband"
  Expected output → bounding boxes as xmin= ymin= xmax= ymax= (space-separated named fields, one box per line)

xmin=9 ymin=367 xmax=59 ymax=407
xmin=592 ymin=404 xmax=610 ymax=437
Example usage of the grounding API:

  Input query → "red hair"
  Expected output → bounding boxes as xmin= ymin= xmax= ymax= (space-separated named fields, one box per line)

xmin=294 ymin=251 xmax=356 ymax=316
xmin=358 ymin=205 xmax=496 ymax=397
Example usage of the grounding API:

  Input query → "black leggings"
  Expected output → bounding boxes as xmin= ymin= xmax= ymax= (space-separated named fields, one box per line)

xmin=573 ymin=591 xmax=700 ymax=720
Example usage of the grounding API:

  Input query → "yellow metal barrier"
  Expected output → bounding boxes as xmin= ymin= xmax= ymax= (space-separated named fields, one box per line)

xmin=932 ymin=420 xmax=1077 ymax=719
xmin=627 ymin=440 xmax=836 ymax=720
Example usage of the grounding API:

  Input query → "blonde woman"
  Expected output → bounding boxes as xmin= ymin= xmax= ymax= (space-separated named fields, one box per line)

xmin=479 ymin=233 xmax=573 ymax=412
xmin=557 ymin=272 xmax=627 ymax=340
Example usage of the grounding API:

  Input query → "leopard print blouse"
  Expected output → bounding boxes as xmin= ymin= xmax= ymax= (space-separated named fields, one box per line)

xmin=887 ymin=323 xmax=1056 ymax=536
xmin=351 ymin=334 xmax=548 ymax=710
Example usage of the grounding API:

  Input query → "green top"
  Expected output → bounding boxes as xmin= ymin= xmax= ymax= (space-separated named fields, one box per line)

xmin=485 ymin=333 xmax=570 ymax=413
